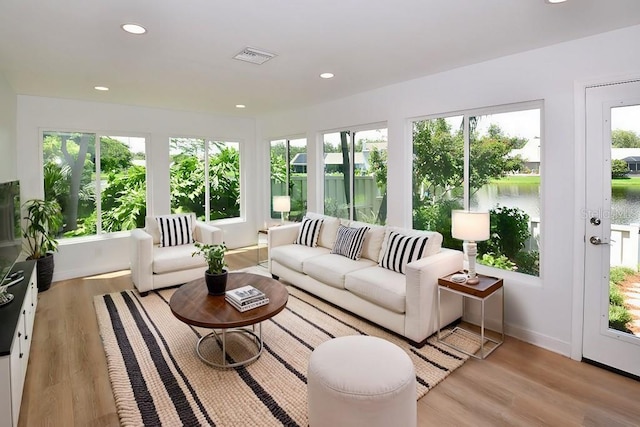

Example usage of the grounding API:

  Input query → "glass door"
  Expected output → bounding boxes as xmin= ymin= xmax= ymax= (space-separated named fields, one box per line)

xmin=583 ymin=80 xmax=640 ymax=377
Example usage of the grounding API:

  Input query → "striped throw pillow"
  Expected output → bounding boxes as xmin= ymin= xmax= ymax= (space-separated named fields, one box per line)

xmin=294 ymin=217 xmax=323 ymax=247
xmin=331 ymin=225 xmax=370 ymax=260
xmin=379 ymin=231 xmax=429 ymax=274
xmin=156 ymin=215 xmax=194 ymax=247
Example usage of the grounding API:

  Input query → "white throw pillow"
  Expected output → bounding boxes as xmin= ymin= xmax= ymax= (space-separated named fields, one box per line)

xmin=294 ymin=217 xmax=324 ymax=247
xmin=155 ymin=214 xmax=195 ymax=247
xmin=331 ymin=225 xmax=370 ymax=260
xmin=378 ymin=231 xmax=429 ymax=274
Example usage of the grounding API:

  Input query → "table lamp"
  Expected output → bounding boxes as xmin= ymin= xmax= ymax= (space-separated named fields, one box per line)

xmin=273 ymin=196 xmax=291 ymax=224
xmin=451 ymin=210 xmax=490 ymax=285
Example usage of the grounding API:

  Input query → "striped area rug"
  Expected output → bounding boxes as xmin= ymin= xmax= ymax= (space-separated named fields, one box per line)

xmin=95 ymin=283 xmax=476 ymax=426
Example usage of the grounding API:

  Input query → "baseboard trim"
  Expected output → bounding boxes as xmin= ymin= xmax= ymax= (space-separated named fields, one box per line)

xmin=505 ymin=322 xmax=571 ymax=357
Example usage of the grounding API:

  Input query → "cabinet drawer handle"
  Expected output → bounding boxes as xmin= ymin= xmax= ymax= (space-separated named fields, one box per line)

xmin=19 ymin=353 xmax=23 ymax=359
xmin=18 ymin=332 xmax=21 ymax=338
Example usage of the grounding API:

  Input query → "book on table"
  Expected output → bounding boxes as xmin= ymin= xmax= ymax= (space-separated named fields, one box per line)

xmin=225 ymin=285 xmax=266 ymax=304
xmin=225 ymin=295 xmax=270 ymax=312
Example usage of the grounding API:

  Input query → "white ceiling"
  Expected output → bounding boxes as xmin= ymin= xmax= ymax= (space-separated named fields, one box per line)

xmin=1 ymin=0 xmax=640 ymax=116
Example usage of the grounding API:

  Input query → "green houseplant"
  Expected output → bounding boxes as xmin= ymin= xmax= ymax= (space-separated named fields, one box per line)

xmin=192 ymin=242 xmax=228 ymax=295
xmin=22 ymin=198 xmax=63 ymax=292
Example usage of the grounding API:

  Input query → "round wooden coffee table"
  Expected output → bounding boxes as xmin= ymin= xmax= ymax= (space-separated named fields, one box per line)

xmin=170 ymin=272 xmax=288 ymax=368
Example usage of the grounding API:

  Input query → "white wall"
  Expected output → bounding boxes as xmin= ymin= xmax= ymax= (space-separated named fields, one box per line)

xmin=0 ymin=73 xmax=17 ymax=182
xmin=257 ymin=25 xmax=640 ymax=356
xmin=16 ymin=96 xmax=257 ymax=281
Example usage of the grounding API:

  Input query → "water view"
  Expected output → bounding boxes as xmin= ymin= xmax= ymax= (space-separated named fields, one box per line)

xmin=473 ymin=179 xmax=640 ymax=226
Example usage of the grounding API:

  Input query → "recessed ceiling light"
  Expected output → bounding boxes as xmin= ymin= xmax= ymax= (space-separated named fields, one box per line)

xmin=121 ymin=23 xmax=147 ymax=35
xmin=320 ymin=72 xmax=334 ymax=79
xmin=235 ymin=104 xmax=246 ymax=109
xmin=545 ymin=0 xmax=567 ymax=3
xmin=94 ymin=86 xmax=109 ymax=91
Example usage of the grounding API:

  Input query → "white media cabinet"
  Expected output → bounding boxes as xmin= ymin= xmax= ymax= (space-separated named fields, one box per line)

xmin=0 ymin=261 xmax=37 ymax=427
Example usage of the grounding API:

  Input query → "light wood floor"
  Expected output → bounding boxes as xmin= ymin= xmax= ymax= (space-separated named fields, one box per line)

xmin=18 ymin=246 xmax=640 ymax=426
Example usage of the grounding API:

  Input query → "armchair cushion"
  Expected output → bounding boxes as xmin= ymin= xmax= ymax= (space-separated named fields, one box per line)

xmin=145 ymin=213 xmax=197 ymax=245
xmin=153 ymin=244 xmax=206 ymax=274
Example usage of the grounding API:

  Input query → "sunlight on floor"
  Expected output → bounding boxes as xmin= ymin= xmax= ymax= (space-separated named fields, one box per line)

xmin=84 ymin=270 xmax=131 ymax=280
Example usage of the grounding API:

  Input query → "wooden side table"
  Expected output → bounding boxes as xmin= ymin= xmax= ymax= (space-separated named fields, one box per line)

xmin=436 ymin=272 xmax=504 ymax=359
xmin=257 ymin=229 xmax=268 ymax=267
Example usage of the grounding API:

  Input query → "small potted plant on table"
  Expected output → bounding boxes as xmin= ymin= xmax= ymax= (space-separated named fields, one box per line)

xmin=22 ymin=198 xmax=63 ymax=292
xmin=192 ymin=242 xmax=228 ymax=295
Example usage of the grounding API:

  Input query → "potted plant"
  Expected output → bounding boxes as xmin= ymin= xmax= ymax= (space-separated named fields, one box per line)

xmin=22 ymin=198 xmax=63 ymax=292
xmin=192 ymin=242 xmax=228 ymax=295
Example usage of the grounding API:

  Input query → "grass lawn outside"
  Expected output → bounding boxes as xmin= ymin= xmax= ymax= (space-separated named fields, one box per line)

xmin=612 ymin=176 xmax=640 ymax=187
xmin=491 ymin=175 xmax=540 ymax=185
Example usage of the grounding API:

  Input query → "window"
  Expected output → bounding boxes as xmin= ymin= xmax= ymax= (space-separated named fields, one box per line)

xmin=42 ymin=131 xmax=147 ymax=238
xmin=412 ymin=103 xmax=541 ymax=276
xmin=323 ymin=127 xmax=388 ymax=224
xmin=270 ymin=137 xmax=307 ymax=221
xmin=170 ymin=138 xmax=240 ymax=221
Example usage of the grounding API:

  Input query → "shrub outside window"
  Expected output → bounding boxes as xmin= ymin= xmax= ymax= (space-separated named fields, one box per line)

xmin=170 ymin=138 xmax=241 ymax=221
xmin=42 ymin=131 xmax=147 ymax=238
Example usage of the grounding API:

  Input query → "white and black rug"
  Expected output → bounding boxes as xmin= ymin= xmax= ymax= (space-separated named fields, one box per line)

xmin=94 ymin=280 xmax=476 ymax=426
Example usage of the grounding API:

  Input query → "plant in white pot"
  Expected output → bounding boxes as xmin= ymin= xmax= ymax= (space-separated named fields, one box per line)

xmin=192 ymin=242 xmax=228 ymax=295
xmin=22 ymin=198 xmax=63 ymax=292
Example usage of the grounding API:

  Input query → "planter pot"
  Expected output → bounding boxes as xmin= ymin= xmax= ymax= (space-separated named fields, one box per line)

xmin=205 ymin=269 xmax=228 ymax=296
xmin=33 ymin=252 xmax=55 ymax=292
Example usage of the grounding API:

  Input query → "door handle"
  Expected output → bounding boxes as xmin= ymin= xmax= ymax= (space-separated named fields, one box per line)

xmin=590 ymin=236 xmax=614 ymax=245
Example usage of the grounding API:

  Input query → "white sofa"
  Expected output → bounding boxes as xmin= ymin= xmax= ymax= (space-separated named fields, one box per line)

xmin=268 ymin=212 xmax=464 ymax=346
xmin=130 ymin=213 xmax=223 ymax=295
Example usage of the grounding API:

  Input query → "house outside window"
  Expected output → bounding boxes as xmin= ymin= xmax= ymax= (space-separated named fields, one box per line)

xmin=170 ymin=138 xmax=241 ymax=221
xmin=42 ymin=131 xmax=147 ymax=238
xmin=412 ymin=102 xmax=542 ymax=277
xmin=322 ymin=127 xmax=388 ymax=224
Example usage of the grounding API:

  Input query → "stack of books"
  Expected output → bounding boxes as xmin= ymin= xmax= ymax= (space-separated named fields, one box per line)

xmin=225 ymin=285 xmax=269 ymax=312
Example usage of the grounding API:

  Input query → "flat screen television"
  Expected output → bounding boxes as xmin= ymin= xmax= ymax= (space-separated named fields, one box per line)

xmin=0 ymin=180 xmax=22 ymax=287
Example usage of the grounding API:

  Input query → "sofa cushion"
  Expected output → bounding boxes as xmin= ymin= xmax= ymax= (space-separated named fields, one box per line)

xmin=348 ymin=220 xmax=386 ymax=262
xmin=379 ymin=231 xmax=430 ymax=274
xmin=294 ymin=216 xmax=324 ymax=247
xmin=146 ymin=213 xmax=197 ymax=245
xmin=271 ymin=244 xmax=331 ymax=273
xmin=331 ymin=224 xmax=369 ymax=260
xmin=153 ymin=244 xmax=205 ymax=274
xmin=345 ymin=266 xmax=406 ymax=314
xmin=156 ymin=214 xmax=195 ymax=247
xmin=304 ymin=254 xmax=376 ymax=290
xmin=305 ymin=212 xmax=341 ymax=249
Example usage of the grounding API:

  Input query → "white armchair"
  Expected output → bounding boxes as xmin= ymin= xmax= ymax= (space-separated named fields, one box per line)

xmin=130 ymin=213 xmax=223 ymax=295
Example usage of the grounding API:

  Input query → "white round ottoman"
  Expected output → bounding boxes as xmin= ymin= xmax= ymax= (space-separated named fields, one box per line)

xmin=307 ymin=336 xmax=416 ymax=427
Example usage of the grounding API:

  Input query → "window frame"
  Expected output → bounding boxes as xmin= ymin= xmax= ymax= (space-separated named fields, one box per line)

xmin=169 ymin=136 xmax=244 ymax=223
xmin=40 ymin=128 xmax=149 ymax=241
xmin=410 ymin=100 xmax=544 ymax=278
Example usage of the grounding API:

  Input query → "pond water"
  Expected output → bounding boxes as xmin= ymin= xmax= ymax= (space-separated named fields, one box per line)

xmin=473 ymin=182 xmax=640 ymax=225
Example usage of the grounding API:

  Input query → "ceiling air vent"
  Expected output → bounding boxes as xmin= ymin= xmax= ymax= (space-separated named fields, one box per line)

xmin=233 ymin=47 xmax=276 ymax=65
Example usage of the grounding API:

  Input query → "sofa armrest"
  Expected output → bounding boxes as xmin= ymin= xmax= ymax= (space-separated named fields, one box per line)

xmin=130 ymin=228 xmax=154 ymax=293
xmin=194 ymin=220 xmax=224 ymax=245
xmin=268 ymin=223 xmax=301 ymax=250
xmin=404 ymin=248 xmax=464 ymax=343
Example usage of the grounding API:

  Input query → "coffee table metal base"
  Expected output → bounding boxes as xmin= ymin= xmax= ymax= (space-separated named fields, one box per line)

xmin=196 ymin=322 xmax=263 ymax=369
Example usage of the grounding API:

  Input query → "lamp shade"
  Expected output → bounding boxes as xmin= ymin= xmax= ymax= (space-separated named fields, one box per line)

xmin=451 ymin=210 xmax=490 ymax=242
xmin=273 ymin=196 xmax=291 ymax=213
